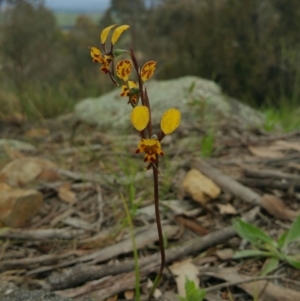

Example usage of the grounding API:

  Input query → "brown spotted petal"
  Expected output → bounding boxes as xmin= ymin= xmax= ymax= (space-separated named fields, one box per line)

xmin=116 ymin=60 xmax=132 ymax=81
xmin=141 ymin=61 xmax=157 ymax=82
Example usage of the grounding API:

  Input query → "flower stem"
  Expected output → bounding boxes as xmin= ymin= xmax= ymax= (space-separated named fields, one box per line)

xmin=148 ymin=157 xmax=165 ymax=301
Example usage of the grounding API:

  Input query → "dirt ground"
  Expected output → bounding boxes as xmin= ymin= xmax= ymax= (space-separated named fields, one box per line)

xmin=0 ymin=114 xmax=300 ymax=301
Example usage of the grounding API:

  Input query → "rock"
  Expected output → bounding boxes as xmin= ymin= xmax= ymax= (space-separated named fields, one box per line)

xmin=0 ymin=184 xmax=43 ymax=228
xmin=75 ymin=76 xmax=264 ymax=131
xmin=0 ymin=157 xmax=59 ymax=187
xmin=0 ymin=281 xmax=94 ymax=301
xmin=0 ymin=139 xmax=36 ymax=152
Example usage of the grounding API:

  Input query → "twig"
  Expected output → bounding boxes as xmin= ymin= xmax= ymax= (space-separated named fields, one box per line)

xmin=47 ymin=207 xmax=259 ymax=290
xmin=94 ymin=185 xmax=104 ymax=231
xmin=243 ymin=167 xmax=300 ymax=181
xmin=0 ymin=228 xmax=85 ymax=240
xmin=204 ymin=274 xmax=282 ymax=293
xmin=193 ymin=159 xmax=261 ymax=205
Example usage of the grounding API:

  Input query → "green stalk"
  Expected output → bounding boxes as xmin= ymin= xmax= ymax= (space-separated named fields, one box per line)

xmin=121 ymin=193 xmax=140 ymax=301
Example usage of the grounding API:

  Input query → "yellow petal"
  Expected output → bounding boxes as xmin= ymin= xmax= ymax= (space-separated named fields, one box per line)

xmin=90 ymin=47 xmax=102 ymax=62
xmin=141 ymin=61 xmax=157 ymax=82
xmin=128 ymin=81 xmax=138 ymax=90
xmin=116 ymin=60 xmax=132 ymax=81
xmin=101 ymin=24 xmax=117 ymax=44
xmin=130 ymin=106 xmax=149 ymax=131
xmin=120 ymin=84 xmax=130 ymax=97
xmin=160 ymin=108 xmax=181 ymax=135
xmin=111 ymin=25 xmax=130 ymax=45
xmin=102 ymin=54 xmax=113 ymax=64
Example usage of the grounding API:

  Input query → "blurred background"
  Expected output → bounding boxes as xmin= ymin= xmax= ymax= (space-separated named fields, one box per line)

xmin=0 ymin=0 xmax=300 ymax=130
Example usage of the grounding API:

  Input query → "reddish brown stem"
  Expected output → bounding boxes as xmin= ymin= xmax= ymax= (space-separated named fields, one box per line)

xmin=130 ymin=48 xmax=145 ymax=106
xmin=148 ymin=157 xmax=165 ymax=300
xmin=144 ymin=88 xmax=153 ymax=138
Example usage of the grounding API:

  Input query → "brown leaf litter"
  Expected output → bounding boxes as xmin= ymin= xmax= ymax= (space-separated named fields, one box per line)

xmin=0 ymin=117 xmax=299 ymax=300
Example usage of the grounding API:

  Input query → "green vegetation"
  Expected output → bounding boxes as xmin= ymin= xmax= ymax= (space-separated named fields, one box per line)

xmin=1 ymin=0 xmax=300 ymax=130
xmin=179 ymin=277 xmax=206 ymax=301
xmin=263 ymin=101 xmax=300 ymax=132
xmin=0 ymin=0 xmax=110 ymax=120
xmin=233 ymin=216 xmax=300 ymax=276
xmin=200 ymin=131 xmax=215 ymax=158
xmin=54 ymin=11 xmax=103 ymax=28
xmin=121 ymin=193 xmax=141 ymax=301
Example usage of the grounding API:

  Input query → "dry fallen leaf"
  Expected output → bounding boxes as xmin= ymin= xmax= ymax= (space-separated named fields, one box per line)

xmin=248 ymin=145 xmax=285 ymax=158
xmin=58 ymin=183 xmax=77 ymax=204
xmin=215 ymin=248 xmax=234 ymax=260
xmin=25 ymin=128 xmax=50 ymax=138
xmin=182 ymin=169 xmax=221 ymax=204
xmin=274 ymin=140 xmax=300 ymax=152
xmin=206 ymin=268 xmax=300 ymax=301
xmin=124 ymin=290 xmax=134 ymax=300
xmin=169 ymin=259 xmax=199 ymax=297
xmin=261 ymin=194 xmax=298 ymax=221
xmin=217 ymin=203 xmax=237 ymax=215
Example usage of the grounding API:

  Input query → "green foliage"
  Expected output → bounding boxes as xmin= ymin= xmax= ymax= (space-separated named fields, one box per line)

xmin=201 ymin=131 xmax=215 ymax=158
xmin=117 ymin=158 xmax=141 ymax=217
xmin=144 ymin=0 xmax=300 ymax=107
xmin=2 ymin=0 xmax=300 ymax=119
xmin=120 ymin=193 xmax=140 ymax=301
xmin=0 ymin=0 xmax=110 ymax=119
xmin=263 ymin=100 xmax=300 ymax=132
xmin=233 ymin=216 xmax=300 ymax=275
xmin=54 ymin=12 xmax=103 ymax=28
xmin=179 ymin=277 xmax=206 ymax=301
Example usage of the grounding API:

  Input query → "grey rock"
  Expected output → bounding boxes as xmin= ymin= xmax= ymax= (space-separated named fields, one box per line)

xmin=75 ymin=76 xmax=264 ymax=131
xmin=0 ymin=281 xmax=94 ymax=301
xmin=0 ymin=139 xmax=36 ymax=152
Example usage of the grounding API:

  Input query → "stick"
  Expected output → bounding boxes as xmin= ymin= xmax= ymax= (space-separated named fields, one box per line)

xmin=192 ymin=159 xmax=261 ymax=205
xmin=48 ymin=207 xmax=259 ymax=290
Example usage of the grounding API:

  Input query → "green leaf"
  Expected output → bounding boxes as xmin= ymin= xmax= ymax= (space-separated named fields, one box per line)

xmin=233 ymin=249 xmax=271 ymax=259
xmin=233 ymin=219 xmax=275 ymax=248
xmin=184 ymin=277 xmax=206 ymax=301
xmin=260 ymin=257 xmax=279 ymax=276
xmin=277 ymin=231 xmax=288 ymax=249
xmin=286 ymin=256 xmax=300 ymax=269
xmin=282 ymin=215 xmax=300 ymax=248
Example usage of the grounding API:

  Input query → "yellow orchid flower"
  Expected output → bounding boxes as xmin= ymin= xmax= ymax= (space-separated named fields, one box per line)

xmin=120 ymin=80 xmax=139 ymax=105
xmin=89 ymin=24 xmax=130 ymax=79
xmin=131 ymin=106 xmax=181 ymax=165
xmin=136 ymin=138 xmax=164 ymax=163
